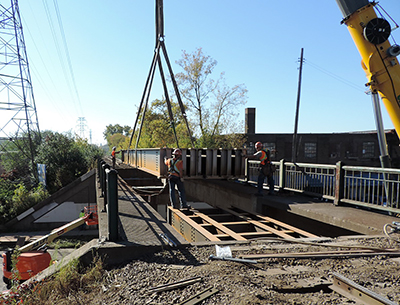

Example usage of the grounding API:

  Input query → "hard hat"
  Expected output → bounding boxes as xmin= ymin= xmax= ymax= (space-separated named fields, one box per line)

xmin=112 ymin=146 xmax=116 ymax=150
xmin=173 ymin=148 xmax=182 ymax=156
xmin=255 ymin=142 xmax=263 ymax=149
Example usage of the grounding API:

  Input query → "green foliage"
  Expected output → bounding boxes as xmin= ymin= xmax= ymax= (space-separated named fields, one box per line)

xmin=1 ymin=256 xmax=105 ymax=304
xmin=0 ymin=179 xmax=49 ymax=225
xmin=103 ymin=124 xmax=131 ymax=143
xmin=0 ymin=180 xmax=15 ymax=225
xmin=126 ymin=49 xmax=247 ymax=149
xmin=5 ymin=248 xmax=22 ymax=290
xmin=108 ymin=133 xmax=127 ymax=151
xmin=131 ymin=98 xmax=192 ymax=149
xmin=1 ymin=132 xmax=42 ymax=186
xmin=35 ymin=132 xmax=104 ymax=194
xmin=48 ymin=238 xmax=86 ymax=249
xmin=11 ymin=183 xmax=49 ymax=217
xmin=0 ymin=131 xmax=103 ymax=225
xmin=175 ymin=47 xmax=248 ymax=148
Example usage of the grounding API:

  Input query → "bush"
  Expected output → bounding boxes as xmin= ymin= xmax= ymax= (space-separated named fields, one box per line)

xmin=11 ymin=183 xmax=49 ymax=217
xmin=0 ymin=182 xmax=49 ymax=225
xmin=0 ymin=131 xmax=104 ymax=224
xmin=35 ymin=132 xmax=104 ymax=194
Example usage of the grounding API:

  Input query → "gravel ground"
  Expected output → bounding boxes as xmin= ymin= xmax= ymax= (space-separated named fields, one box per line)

xmin=89 ymin=236 xmax=400 ymax=305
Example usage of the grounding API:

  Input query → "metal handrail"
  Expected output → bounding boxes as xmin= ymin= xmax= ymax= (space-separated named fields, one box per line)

xmin=246 ymin=159 xmax=400 ymax=214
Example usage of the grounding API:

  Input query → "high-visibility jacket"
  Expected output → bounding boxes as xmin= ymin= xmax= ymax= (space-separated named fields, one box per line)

xmin=257 ymin=149 xmax=270 ymax=165
xmin=166 ymin=157 xmax=183 ymax=177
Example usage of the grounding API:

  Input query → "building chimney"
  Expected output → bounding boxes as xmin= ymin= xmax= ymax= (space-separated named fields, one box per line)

xmin=245 ymin=108 xmax=255 ymax=134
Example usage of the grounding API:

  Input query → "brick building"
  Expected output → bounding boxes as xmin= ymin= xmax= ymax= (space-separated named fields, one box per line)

xmin=244 ymin=108 xmax=400 ymax=167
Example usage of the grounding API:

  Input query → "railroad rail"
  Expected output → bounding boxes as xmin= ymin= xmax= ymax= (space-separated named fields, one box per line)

xmin=167 ymin=205 xmax=317 ymax=243
xmin=330 ymin=272 xmax=398 ymax=305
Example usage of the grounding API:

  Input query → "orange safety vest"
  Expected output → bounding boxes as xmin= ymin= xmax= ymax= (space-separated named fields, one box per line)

xmin=167 ymin=158 xmax=182 ymax=177
xmin=259 ymin=149 xmax=270 ymax=166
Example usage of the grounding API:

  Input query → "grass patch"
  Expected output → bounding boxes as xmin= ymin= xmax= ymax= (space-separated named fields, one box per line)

xmin=1 ymin=255 xmax=105 ymax=304
xmin=48 ymin=238 xmax=87 ymax=249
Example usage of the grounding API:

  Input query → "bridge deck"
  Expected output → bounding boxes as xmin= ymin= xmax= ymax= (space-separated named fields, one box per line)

xmin=184 ymin=178 xmax=400 ymax=237
xmin=97 ymin=176 xmax=188 ymax=248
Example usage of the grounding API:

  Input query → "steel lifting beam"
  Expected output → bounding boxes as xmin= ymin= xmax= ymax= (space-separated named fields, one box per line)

xmin=121 ymin=148 xmax=245 ymax=179
xmin=168 ymin=208 xmax=220 ymax=242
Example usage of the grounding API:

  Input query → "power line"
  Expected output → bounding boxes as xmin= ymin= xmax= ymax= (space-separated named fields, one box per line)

xmin=53 ymin=0 xmax=83 ymax=115
xmin=304 ymin=59 xmax=366 ymax=92
xmin=41 ymin=0 xmax=82 ymax=116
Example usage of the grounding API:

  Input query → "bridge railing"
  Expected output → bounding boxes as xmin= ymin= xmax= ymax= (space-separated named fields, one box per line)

xmin=246 ymin=159 xmax=400 ymax=214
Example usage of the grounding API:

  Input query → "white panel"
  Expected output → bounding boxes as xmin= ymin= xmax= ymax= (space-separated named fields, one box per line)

xmin=32 ymin=202 xmax=58 ymax=220
xmin=17 ymin=208 xmax=35 ymax=221
xmin=34 ymin=202 xmax=88 ymax=223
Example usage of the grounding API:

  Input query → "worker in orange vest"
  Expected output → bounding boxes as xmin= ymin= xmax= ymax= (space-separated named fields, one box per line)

xmin=111 ymin=146 xmax=120 ymax=169
xmin=164 ymin=149 xmax=190 ymax=210
xmin=243 ymin=142 xmax=275 ymax=196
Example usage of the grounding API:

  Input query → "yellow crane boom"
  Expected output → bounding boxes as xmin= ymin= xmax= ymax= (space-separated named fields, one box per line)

xmin=336 ymin=0 xmax=400 ymax=138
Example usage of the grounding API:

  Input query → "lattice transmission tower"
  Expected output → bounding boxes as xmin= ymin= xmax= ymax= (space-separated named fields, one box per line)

xmin=0 ymin=0 xmax=41 ymax=173
xmin=75 ymin=117 xmax=88 ymax=140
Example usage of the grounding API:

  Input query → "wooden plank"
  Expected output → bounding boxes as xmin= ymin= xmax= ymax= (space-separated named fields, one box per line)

xmin=214 ymin=234 xmax=230 ymax=238
xmin=194 ymin=212 xmax=247 ymax=241
xmin=224 ymin=207 xmax=317 ymax=238
xmin=255 ymin=216 xmax=317 ymax=238
xmin=220 ymin=221 xmax=249 ymax=226
xmin=239 ymin=230 xmax=294 ymax=237
xmin=222 ymin=208 xmax=295 ymax=239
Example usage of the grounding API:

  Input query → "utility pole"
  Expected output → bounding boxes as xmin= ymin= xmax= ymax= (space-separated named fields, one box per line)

xmin=292 ymin=48 xmax=304 ymax=163
xmin=0 ymin=0 xmax=41 ymax=178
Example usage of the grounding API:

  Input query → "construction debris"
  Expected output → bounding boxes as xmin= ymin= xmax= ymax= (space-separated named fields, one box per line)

xmin=148 ymin=276 xmax=203 ymax=293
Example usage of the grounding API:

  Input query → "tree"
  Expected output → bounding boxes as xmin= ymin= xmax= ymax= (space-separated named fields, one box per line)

xmin=103 ymin=124 xmax=131 ymax=141
xmin=175 ymin=47 xmax=248 ymax=148
xmin=1 ymin=132 xmax=42 ymax=186
xmin=131 ymin=99 xmax=192 ymax=149
xmin=35 ymin=131 xmax=103 ymax=194
xmin=108 ymin=133 xmax=127 ymax=150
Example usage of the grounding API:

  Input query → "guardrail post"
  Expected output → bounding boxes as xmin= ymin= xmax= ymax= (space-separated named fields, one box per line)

xmin=101 ymin=162 xmax=110 ymax=211
xmin=97 ymin=159 xmax=101 ymax=179
xmin=99 ymin=160 xmax=106 ymax=196
xmin=244 ymin=158 xmax=249 ymax=182
xmin=106 ymin=168 xmax=119 ymax=242
xmin=334 ymin=161 xmax=344 ymax=206
xmin=279 ymin=159 xmax=286 ymax=190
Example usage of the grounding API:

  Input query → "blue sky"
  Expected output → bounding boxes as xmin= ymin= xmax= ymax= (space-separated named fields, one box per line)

xmin=16 ymin=0 xmax=400 ymax=145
